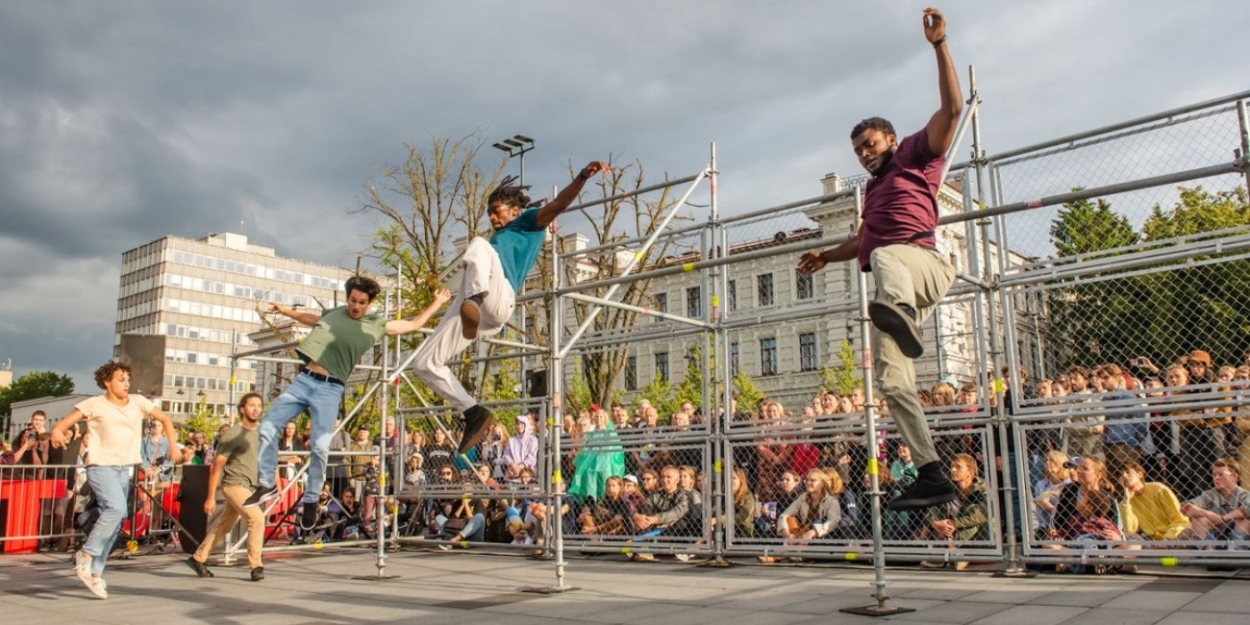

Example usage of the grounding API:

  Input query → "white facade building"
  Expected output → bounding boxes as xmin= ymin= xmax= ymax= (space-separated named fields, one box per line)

xmin=114 ymin=232 xmax=358 ymax=416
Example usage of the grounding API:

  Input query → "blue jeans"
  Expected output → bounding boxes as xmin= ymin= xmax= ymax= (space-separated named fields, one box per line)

xmin=83 ymin=466 xmax=131 ymax=575
xmin=257 ymin=373 xmax=345 ymax=503
xmin=436 ymin=513 xmax=486 ymax=541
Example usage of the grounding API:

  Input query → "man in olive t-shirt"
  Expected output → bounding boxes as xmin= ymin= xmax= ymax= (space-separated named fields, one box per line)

xmin=188 ymin=393 xmax=266 ymax=580
xmin=245 ymin=276 xmax=451 ymax=533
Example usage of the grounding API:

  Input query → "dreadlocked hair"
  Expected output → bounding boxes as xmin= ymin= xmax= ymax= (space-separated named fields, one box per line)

xmin=487 ymin=175 xmax=531 ymax=209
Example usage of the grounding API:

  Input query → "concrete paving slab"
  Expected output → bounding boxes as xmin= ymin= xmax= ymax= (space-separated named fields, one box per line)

xmin=967 ymin=604 xmax=1088 ymax=625
xmin=888 ymin=600 xmax=1014 ymax=624
xmin=1055 ymin=607 xmax=1169 ymax=625
xmin=1101 ymin=590 xmax=1202 ymax=612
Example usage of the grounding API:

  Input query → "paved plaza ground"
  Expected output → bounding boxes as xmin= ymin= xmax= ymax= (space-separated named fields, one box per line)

xmin=2 ymin=549 xmax=1248 ymax=625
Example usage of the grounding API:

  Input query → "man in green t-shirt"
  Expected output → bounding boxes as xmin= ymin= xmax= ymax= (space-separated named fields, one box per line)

xmin=187 ymin=392 xmax=266 ymax=581
xmin=413 ymin=161 xmax=609 ymax=455
xmin=245 ymin=276 xmax=450 ymax=533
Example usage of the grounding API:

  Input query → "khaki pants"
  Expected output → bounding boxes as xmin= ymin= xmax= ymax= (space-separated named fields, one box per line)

xmin=870 ymin=244 xmax=956 ymax=468
xmin=194 ymin=484 xmax=264 ymax=569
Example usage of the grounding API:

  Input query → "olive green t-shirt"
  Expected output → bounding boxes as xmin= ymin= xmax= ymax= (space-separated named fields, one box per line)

xmin=296 ymin=306 xmax=387 ymax=382
xmin=216 ymin=424 xmax=260 ymax=488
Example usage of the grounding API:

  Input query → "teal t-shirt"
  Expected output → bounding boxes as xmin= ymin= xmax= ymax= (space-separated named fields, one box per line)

xmin=295 ymin=306 xmax=387 ymax=382
xmin=490 ymin=207 xmax=545 ymax=292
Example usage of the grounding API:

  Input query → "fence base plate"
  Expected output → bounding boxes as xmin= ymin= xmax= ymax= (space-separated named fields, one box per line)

xmin=841 ymin=605 xmax=915 ymax=618
xmin=993 ymin=569 xmax=1038 ymax=579
xmin=520 ymin=585 xmax=580 ymax=595
xmin=351 ymin=574 xmax=402 ymax=581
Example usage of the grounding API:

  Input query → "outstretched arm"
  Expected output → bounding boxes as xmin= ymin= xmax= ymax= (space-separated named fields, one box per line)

xmin=386 ymin=288 xmax=453 ymax=335
xmin=534 ymin=161 xmax=611 ymax=229
xmin=922 ymin=8 xmax=963 ymax=156
xmin=270 ymin=303 xmax=321 ymax=326
xmin=797 ymin=228 xmax=862 ymax=274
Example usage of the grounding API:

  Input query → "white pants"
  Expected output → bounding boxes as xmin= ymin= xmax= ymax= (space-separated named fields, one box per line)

xmin=412 ymin=237 xmax=516 ymax=412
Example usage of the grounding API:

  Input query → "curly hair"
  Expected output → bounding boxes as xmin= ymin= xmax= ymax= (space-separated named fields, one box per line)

xmin=486 ymin=175 xmax=531 ymax=209
xmin=850 ymin=117 xmax=896 ymax=140
xmin=94 ymin=361 xmax=132 ymax=390
xmin=344 ymin=275 xmax=381 ymax=302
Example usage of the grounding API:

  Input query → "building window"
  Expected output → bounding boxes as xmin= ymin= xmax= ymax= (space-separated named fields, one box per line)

xmin=654 ymin=292 xmax=667 ymax=322
xmin=687 ymin=286 xmax=701 ymax=318
xmin=760 ymin=338 xmax=778 ymax=376
xmin=758 ymin=273 xmax=774 ymax=307
xmin=730 ymin=342 xmax=740 ymax=377
xmin=796 ymin=269 xmax=814 ymax=300
xmin=728 ymin=280 xmax=738 ymax=312
xmin=625 ymin=355 xmax=637 ymax=390
xmin=655 ymin=352 xmax=669 ymax=383
xmin=799 ymin=333 xmax=818 ymax=372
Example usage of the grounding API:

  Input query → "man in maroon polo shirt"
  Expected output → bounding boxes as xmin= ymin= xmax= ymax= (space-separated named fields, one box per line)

xmin=798 ymin=7 xmax=963 ymax=511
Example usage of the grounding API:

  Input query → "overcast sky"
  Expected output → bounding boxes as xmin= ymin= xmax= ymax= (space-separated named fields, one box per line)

xmin=1 ymin=1 xmax=1246 ymax=391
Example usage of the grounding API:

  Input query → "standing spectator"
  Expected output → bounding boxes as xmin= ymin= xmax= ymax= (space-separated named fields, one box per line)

xmin=185 ymin=393 xmax=266 ymax=582
xmin=1098 ymin=364 xmax=1152 ymax=482
xmin=140 ymin=420 xmax=172 ymax=484
xmin=276 ymin=421 xmax=305 ymax=483
xmin=1063 ymin=367 xmax=1104 ymax=459
xmin=422 ymin=428 xmax=456 ymax=476
xmin=479 ymin=422 xmax=509 ymax=480
xmin=348 ymin=426 xmax=371 ymax=499
xmin=500 ymin=412 xmax=538 ymax=481
xmin=1169 ymin=365 xmax=1229 ymax=501
xmin=326 ymin=418 xmax=354 ymax=503
xmin=9 ymin=410 xmax=49 ymax=466
xmin=569 ymin=408 xmax=625 ymax=501
xmin=50 ymin=362 xmax=183 ymax=599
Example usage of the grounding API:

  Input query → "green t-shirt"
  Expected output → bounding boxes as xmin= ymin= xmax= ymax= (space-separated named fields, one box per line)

xmin=490 ymin=207 xmax=545 ymax=293
xmin=296 ymin=306 xmax=387 ymax=382
xmin=216 ymin=424 xmax=260 ymax=489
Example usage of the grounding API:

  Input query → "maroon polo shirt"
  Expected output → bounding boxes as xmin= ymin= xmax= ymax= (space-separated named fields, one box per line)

xmin=857 ymin=128 xmax=944 ymax=271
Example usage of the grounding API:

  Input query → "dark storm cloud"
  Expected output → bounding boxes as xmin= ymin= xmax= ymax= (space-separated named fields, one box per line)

xmin=0 ymin=0 xmax=1247 ymax=390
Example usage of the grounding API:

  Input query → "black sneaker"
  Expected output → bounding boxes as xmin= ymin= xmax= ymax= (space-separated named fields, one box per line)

xmin=460 ymin=296 xmax=483 ymax=340
xmin=241 ymin=485 xmax=277 ymax=508
xmin=185 ymin=557 xmax=214 ymax=578
xmin=300 ymin=503 xmax=319 ymax=531
xmin=868 ymin=300 xmax=924 ymax=358
xmin=887 ymin=463 xmax=958 ymax=511
xmin=458 ymin=404 xmax=494 ymax=455
xmin=250 ymin=567 xmax=265 ymax=582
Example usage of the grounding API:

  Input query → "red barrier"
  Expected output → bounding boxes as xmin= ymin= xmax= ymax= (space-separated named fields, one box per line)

xmin=0 ymin=479 xmax=67 ymax=554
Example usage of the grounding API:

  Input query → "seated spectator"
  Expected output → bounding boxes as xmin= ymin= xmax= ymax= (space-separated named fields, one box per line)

xmin=1118 ymin=460 xmax=1190 ymax=541
xmin=434 ymin=477 xmax=488 ymax=547
xmin=729 ymin=468 xmax=758 ymax=539
xmin=1044 ymin=456 xmax=1124 ymax=572
xmin=1182 ymin=458 xmax=1250 ymax=542
xmin=1033 ymin=450 xmax=1070 ymax=537
xmin=405 ymin=453 xmax=428 ymax=486
xmin=671 ymin=466 xmax=703 ymax=537
xmin=332 ymin=488 xmax=363 ymax=540
xmin=778 ymin=469 xmax=842 ymax=544
xmin=632 ymin=466 xmax=689 ymax=539
xmin=577 ymin=475 xmax=633 ymax=536
xmin=622 ymin=474 xmax=645 ymax=512
xmin=920 ymin=453 xmax=988 ymax=569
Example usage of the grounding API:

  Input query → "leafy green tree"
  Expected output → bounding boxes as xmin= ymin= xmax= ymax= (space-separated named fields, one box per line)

xmin=731 ymin=371 xmax=766 ymax=416
xmin=183 ymin=396 xmax=222 ymax=439
xmin=1 ymin=371 xmax=75 ymax=416
xmin=636 ymin=373 xmax=680 ymax=424
xmin=820 ymin=340 xmax=862 ymax=395
xmin=1049 ymin=195 xmax=1139 ymax=257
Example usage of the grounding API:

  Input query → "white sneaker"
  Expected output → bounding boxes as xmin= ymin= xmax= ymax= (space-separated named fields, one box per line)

xmin=73 ymin=551 xmax=94 ymax=586
xmin=674 ymin=554 xmax=695 ymax=562
xmin=88 ymin=577 xmax=108 ymax=599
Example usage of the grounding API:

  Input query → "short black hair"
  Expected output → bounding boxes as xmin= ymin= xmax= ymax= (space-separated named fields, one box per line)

xmin=94 ymin=361 xmax=132 ymax=390
xmin=487 ymin=175 xmax=531 ymax=209
xmin=238 ymin=392 xmax=263 ymax=412
xmin=850 ymin=117 xmax=896 ymax=140
xmin=345 ymin=275 xmax=381 ymax=302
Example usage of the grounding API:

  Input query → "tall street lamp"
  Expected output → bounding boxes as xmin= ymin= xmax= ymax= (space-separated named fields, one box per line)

xmin=491 ymin=134 xmax=535 ymax=186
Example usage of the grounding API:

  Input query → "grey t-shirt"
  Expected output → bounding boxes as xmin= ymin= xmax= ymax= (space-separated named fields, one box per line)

xmin=1187 ymin=486 xmax=1250 ymax=516
xmin=216 ymin=424 xmax=260 ymax=489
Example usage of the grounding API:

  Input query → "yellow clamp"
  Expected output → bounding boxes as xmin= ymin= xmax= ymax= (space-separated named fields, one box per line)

xmin=713 ymin=460 xmax=723 ymax=474
xmin=314 ymin=539 xmax=324 ymax=550
xmin=1160 ymin=556 xmax=1178 ymax=567
xmin=844 ymin=552 xmax=857 ymax=561
xmin=127 ymin=540 xmax=139 ymax=553
xmin=552 ymin=470 xmax=563 ymax=484
xmin=711 ymin=295 xmax=719 ymax=307
xmin=682 ymin=262 xmax=695 ymax=272
xmin=867 ymin=458 xmax=878 ymax=476
xmin=621 ymin=546 xmax=632 ymax=555
xmin=634 ymin=252 xmax=644 ymax=262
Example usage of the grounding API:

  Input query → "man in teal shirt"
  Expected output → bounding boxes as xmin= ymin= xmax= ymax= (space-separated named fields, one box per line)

xmin=414 ymin=161 xmax=609 ymax=454
xmin=245 ymin=276 xmax=450 ymax=532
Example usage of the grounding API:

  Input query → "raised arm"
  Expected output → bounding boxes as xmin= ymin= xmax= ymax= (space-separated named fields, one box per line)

xmin=269 ymin=303 xmax=321 ymax=326
xmin=385 ymin=288 xmax=452 ymax=336
xmin=534 ymin=161 xmax=611 ymax=229
xmin=797 ymin=227 xmax=862 ymax=274
xmin=49 ymin=409 xmax=86 ymax=449
xmin=922 ymin=8 xmax=963 ymax=156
